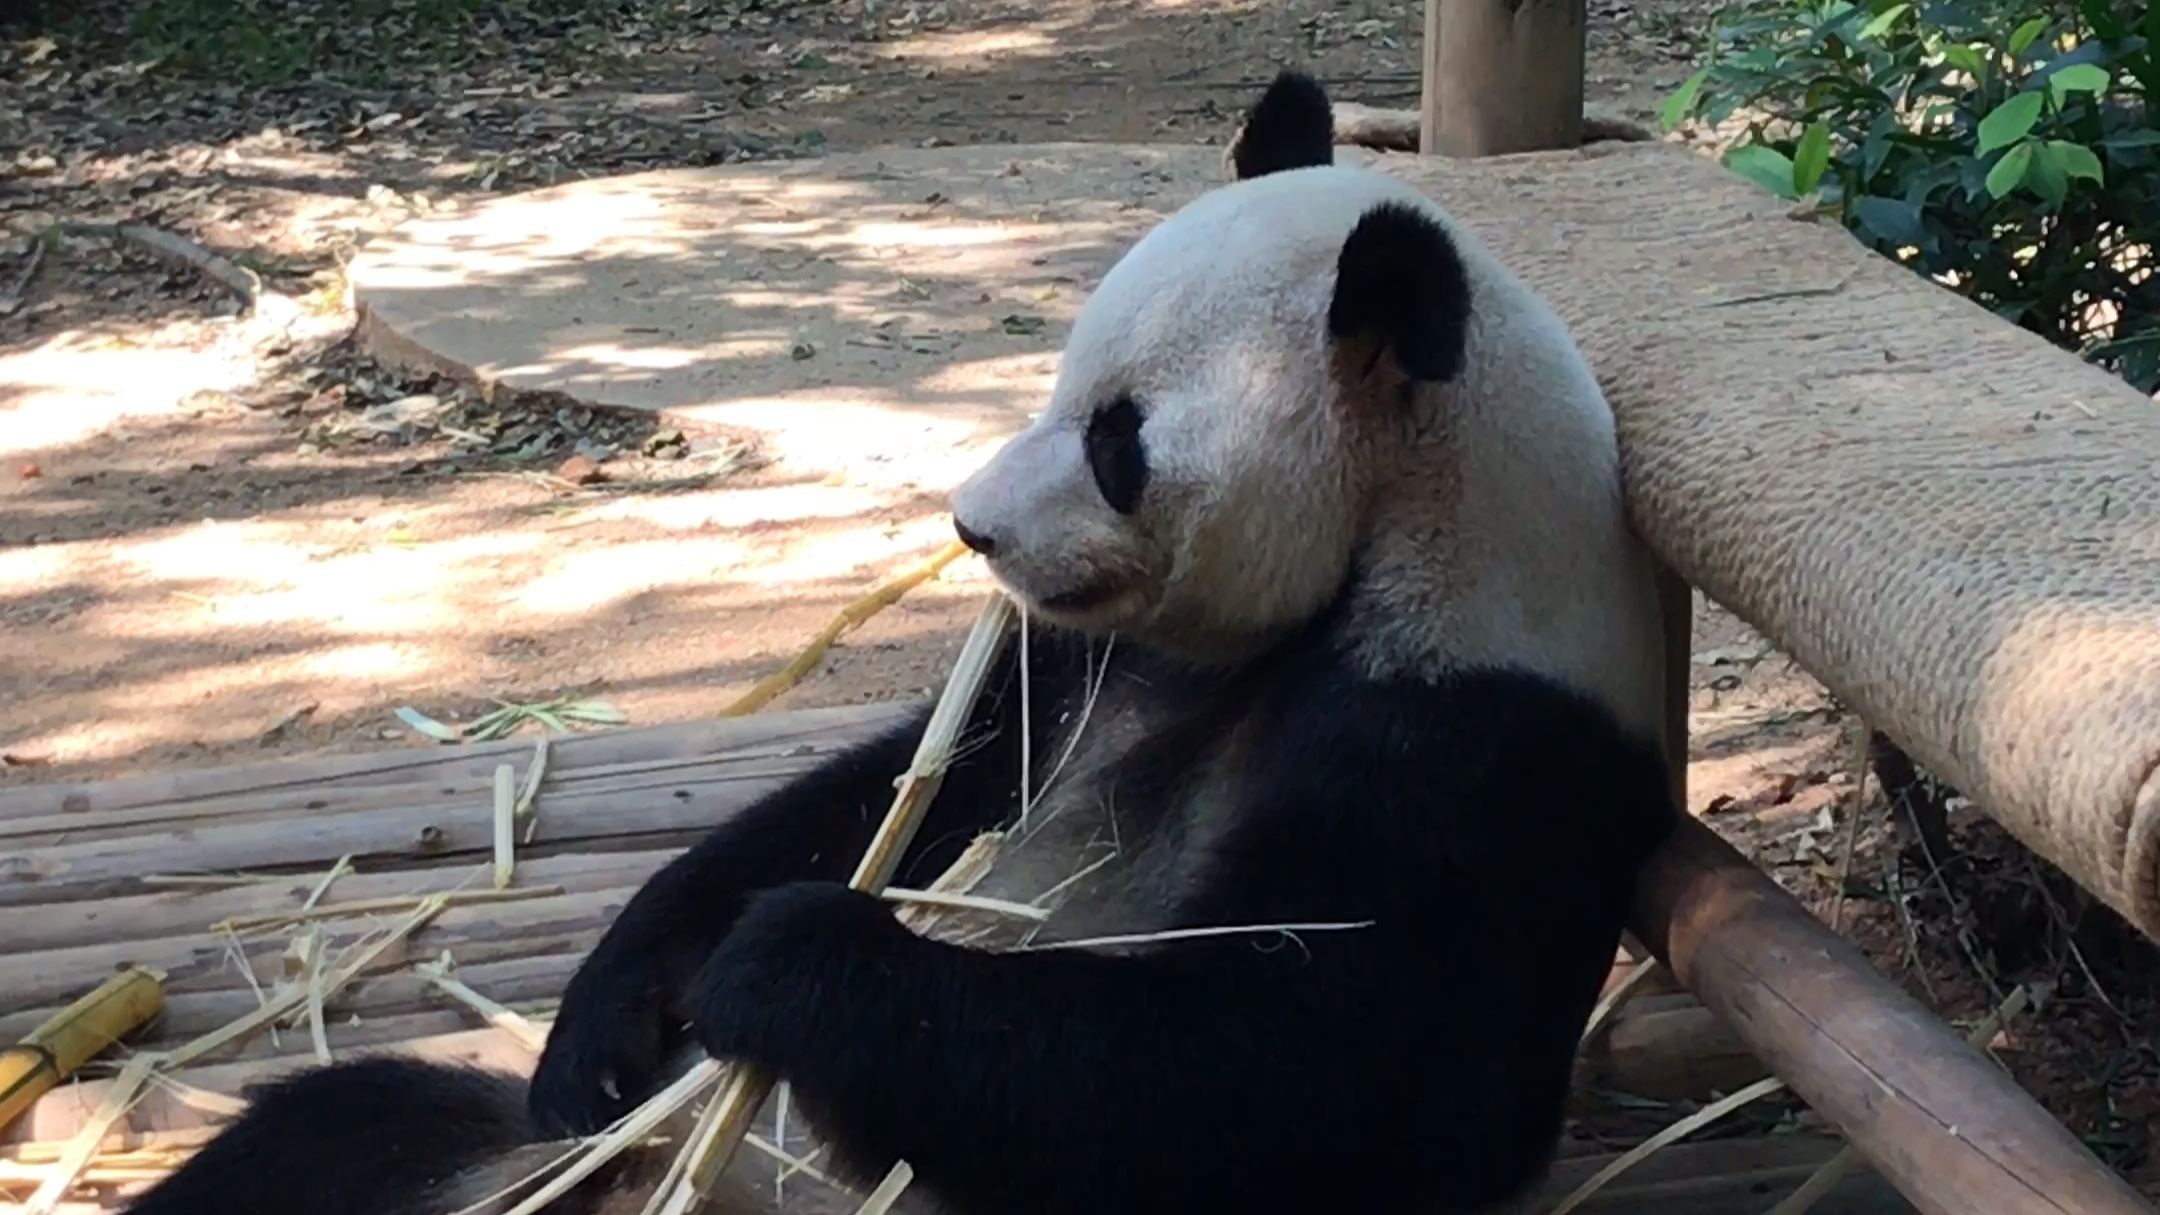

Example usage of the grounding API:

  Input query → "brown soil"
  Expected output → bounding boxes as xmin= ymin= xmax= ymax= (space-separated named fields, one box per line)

xmin=2 ymin=0 xmax=2153 ymax=1199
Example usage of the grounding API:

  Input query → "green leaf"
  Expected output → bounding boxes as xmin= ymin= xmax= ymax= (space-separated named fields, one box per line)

xmin=2026 ymin=140 xmax=2070 ymax=205
xmin=2048 ymin=139 xmax=2105 ymax=183
xmin=2100 ymin=129 xmax=2160 ymax=149
xmin=1724 ymin=143 xmax=1800 ymax=199
xmin=557 ymin=700 xmax=629 ymax=725
xmin=1859 ymin=2 xmax=1908 ymax=39
xmin=1985 ymin=140 xmax=2035 ymax=197
xmin=1977 ymin=92 xmax=2045 ymax=154
xmin=1941 ymin=44 xmax=1986 ymax=77
xmin=1660 ymin=65 xmax=1712 ymax=132
xmin=1793 ymin=122 xmax=1833 ymax=195
xmin=2006 ymin=16 xmax=2048 ymax=56
xmin=1853 ymin=195 xmax=1926 ymax=246
xmin=2047 ymin=64 xmax=2110 ymax=105
xmin=393 ymin=706 xmax=463 ymax=743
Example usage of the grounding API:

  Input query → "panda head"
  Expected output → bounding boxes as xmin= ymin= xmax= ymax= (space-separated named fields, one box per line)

xmin=951 ymin=71 xmax=1474 ymax=665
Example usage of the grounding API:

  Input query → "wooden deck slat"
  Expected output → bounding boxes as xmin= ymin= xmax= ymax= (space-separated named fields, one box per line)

xmin=0 ymin=703 xmax=909 ymax=822
xmin=0 ymin=707 xmax=909 ymax=908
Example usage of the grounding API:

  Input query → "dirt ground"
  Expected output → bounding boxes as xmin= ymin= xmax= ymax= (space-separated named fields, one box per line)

xmin=3 ymin=0 xmax=2156 ymax=1198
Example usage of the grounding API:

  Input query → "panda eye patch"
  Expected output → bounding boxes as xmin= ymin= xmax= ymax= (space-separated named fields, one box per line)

xmin=1084 ymin=395 xmax=1148 ymax=514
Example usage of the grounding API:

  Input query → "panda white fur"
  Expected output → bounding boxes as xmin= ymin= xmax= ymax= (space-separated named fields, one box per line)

xmin=121 ymin=71 xmax=1676 ymax=1215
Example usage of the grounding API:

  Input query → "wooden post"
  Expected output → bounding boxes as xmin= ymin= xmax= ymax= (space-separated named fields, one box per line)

xmin=1630 ymin=818 xmax=2157 ymax=1215
xmin=1417 ymin=0 xmax=1444 ymax=154
xmin=1419 ymin=0 xmax=1587 ymax=155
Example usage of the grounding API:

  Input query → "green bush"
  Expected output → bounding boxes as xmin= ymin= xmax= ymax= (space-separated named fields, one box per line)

xmin=1663 ymin=0 xmax=2160 ymax=392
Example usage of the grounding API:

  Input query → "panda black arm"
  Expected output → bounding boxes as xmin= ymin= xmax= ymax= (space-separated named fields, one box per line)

xmin=527 ymin=620 xmax=1105 ymax=1137
xmin=682 ymin=667 xmax=1679 ymax=1214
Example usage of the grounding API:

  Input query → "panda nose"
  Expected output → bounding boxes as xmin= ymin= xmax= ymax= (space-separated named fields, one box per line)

xmin=953 ymin=517 xmax=997 ymax=557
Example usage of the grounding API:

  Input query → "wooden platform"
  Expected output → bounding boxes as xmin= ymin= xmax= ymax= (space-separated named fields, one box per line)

xmin=2 ymin=709 xmax=1913 ymax=1214
xmin=0 ymin=705 xmax=903 ymax=1140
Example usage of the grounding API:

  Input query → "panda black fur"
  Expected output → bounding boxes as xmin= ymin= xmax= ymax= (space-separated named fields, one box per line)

xmin=120 ymin=70 xmax=1677 ymax=1215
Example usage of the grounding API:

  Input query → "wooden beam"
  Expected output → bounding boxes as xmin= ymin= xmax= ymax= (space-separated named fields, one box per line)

xmin=1420 ymin=0 xmax=1587 ymax=155
xmin=1631 ymin=817 xmax=2154 ymax=1215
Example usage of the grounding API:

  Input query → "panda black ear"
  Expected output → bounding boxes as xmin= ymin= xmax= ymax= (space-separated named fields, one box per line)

xmin=1228 ymin=71 xmax=1334 ymax=181
xmin=1328 ymin=201 xmax=1472 ymax=384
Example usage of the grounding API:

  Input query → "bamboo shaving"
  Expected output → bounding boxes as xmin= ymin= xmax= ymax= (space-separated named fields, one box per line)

xmin=1016 ymin=920 xmax=1373 ymax=953
xmin=518 ymin=736 xmax=551 ymax=845
xmin=1580 ymin=957 xmax=1663 ymax=1047
xmin=1 ymin=1128 xmax=217 ymax=1166
xmin=453 ymin=1059 xmax=726 ymax=1215
xmin=1544 ymin=1075 xmax=1788 ymax=1215
xmin=141 ymin=1073 xmax=247 ymax=1119
xmin=878 ymin=887 xmax=1048 ymax=922
xmin=300 ymin=855 xmax=354 ymax=911
xmin=415 ymin=954 xmax=549 ymax=1053
xmin=295 ymin=925 xmax=334 ymax=1064
xmin=1762 ymin=984 xmax=2032 ymax=1215
xmin=851 ymin=1161 xmax=914 ymax=1215
xmin=744 ymin=1132 xmax=840 ymax=1189
xmin=492 ymin=763 xmax=518 ymax=890
xmin=720 ymin=540 xmax=971 ymax=717
xmin=661 ymin=592 xmax=1016 ymax=1215
xmin=168 ymin=895 xmax=449 ymax=1070
xmin=23 ymin=1052 xmax=162 ymax=1215
xmin=214 ymin=885 xmax=562 ymax=934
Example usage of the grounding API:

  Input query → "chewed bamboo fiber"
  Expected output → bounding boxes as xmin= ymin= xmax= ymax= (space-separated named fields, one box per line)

xmin=0 ymin=969 xmax=164 ymax=1133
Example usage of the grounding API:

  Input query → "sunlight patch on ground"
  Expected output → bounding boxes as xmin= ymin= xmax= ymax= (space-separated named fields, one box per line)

xmin=1 ymin=330 xmax=257 ymax=455
xmin=571 ymin=483 xmax=920 ymax=531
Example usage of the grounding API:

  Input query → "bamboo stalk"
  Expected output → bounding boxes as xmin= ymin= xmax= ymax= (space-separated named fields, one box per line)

xmin=719 ymin=541 xmax=971 ymax=717
xmin=662 ymin=592 xmax=1017 ymax=1214
xmin=493 ymin=764 xmax=518 ymax=890
xmin=1762 ymin=984 xmax=2033 ymax=1215
xmin=0 ymin=968 xmax=165 ymax=1133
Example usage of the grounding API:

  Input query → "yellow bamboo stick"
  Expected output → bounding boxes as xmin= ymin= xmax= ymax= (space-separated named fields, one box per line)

xmin=659 ymin=592 xmax=1016 ymax=1214
xmin=0 ymin=968 xmax=165 ymax=1133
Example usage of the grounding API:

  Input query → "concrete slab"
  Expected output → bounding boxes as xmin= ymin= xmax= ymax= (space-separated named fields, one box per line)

xmin=349 ymin=144 xmax=1232 ymax=490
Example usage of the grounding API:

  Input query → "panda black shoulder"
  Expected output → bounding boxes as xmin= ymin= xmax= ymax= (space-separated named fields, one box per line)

xmin=1212 ymin=651 xmax=1676 ymax=925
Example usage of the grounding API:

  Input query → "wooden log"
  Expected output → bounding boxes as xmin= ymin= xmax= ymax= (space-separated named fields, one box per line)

xmin=0 ymin=702 xmax=907 ymax=823
xmin=1421 ymin=0 xmax=1586 ymax=156
xmin=0 ymin=887 xmax=630 ymax=1014
xmin=2 ymin=849 xmax=676 ymax=955
xmin=0 ymin=950 xmax=582 ymax=1051
xmin=0 ymin=719 xmax=890 ymax=908
xmin=1631 ymin=816 xmax=2154 ymax=1215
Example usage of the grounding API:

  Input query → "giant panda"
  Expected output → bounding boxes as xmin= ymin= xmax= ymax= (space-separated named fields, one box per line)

xmin=119 ymin=69 xmax=1677 ymax=1215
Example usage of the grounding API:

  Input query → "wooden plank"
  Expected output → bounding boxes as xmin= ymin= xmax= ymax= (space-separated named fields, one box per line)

xmin=0 ymin=702 xmax=907 ymax=821
xmin=1 ymin=887 xmax=630 ymax=1013
xmin=1632 ymin=816 xmax=2154 ymax=1215
xmin=2 ymin=849 xmax=676 ymax=954
xmin=0 ymin=952 xmax=582 ymax=1051
xmin=0 ymin=711 xmax=901 ymax=908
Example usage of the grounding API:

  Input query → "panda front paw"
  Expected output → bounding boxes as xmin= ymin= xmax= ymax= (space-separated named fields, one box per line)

xmin=683 ymin=882 xmax=917 ymax=1071
xmin=528 ymin=942 xmax=691 ymax=1136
